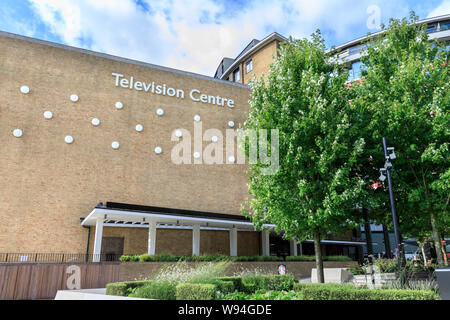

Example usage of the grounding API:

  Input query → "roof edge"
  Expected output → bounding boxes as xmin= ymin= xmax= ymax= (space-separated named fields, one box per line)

xmin=0 ymin=30 xmax=249 ymax=89
xmin=331 ymin=13 xmax=450 ymax=52
xmin=220 ymin=32 xmax=287 ymax=80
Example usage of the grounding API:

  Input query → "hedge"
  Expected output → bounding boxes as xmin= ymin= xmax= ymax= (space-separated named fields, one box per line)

xmin=242 ymin=275 xmax=296 ymax=293
xmin=214 ymin=280 xmax=235 ymax=295
xmin=294 ymin=283 xmax=441 ymax=300
xmin=217 ymin=276 xmax=245 ymax=292
xmin=176 ymin=283 xmax=217 ymax=300
xmin=105 ymin=280 xmax=150 ymax=296
xmin=222 ymin=290 xmax=304 ymax=300
xmin=120 ymin=254 xmax=353 ymax=262
xmin=129 ymin=280 xmax=178 ymax=300
xmin=286 ymin=255 xmax=352 ymax=262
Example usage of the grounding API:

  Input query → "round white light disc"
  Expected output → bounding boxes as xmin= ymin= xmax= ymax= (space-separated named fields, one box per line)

xmin=156 ymin=108 xmax=164 ymax=116
xmin=211 ymin=136 xmax=218 ymax=142
xmin=91 ymin=118 xmax=100 ymax=126
xmin=13 ymin=129 xmax=23 ymax=137
xmin=136 ymin=124 xmax=143 ymax=132
xmin=194 ymin=115 xmax=201 ymax=122
xmin=70 ymin=94 xmax=78 ymax=102
xmin=44 ymin=111 xmax=53 ymax=119
xmin=112 ymin=141 xmax=120 ymax=149
xmin=65 ymin=135 xmax=74 ymax=144
xmin=193 ymin=152 xmax=201 ymax=159
xmin=175 ymin=130 xmax=182 ymax=137
xmin=20 ymin=86 xmax=30 ymax=94
xmin=115 ymin=102 xmax=123 ymax=109
xmin=228 ymin=121 xmax=235 ymax=128
xmin=155 ymin=146 xmax=162 ymax=154
xmin=228 ymin=156 xmax=236 ymax=163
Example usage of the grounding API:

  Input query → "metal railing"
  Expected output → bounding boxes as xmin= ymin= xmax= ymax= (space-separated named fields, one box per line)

xmin=0 ymin=253 xmax=133 ymax=263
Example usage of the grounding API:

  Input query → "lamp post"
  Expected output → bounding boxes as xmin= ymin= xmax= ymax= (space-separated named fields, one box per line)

xmin=379 ymin=137 xmax=403 ymax=271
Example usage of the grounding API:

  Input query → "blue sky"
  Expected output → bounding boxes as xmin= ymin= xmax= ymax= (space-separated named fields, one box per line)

xmin=1 ymin=0 xmax=449 ymax=75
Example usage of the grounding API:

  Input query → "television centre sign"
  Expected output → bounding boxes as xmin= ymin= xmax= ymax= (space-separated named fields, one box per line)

xmin=112 ymin=72 xmax=236 ymax=108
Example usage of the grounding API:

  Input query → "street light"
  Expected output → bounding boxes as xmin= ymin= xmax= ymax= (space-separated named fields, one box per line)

xmin=381 ymin=137 xmax=403 ymax=271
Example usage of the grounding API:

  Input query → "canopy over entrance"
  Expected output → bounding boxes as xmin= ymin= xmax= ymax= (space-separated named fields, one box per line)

xmin=81 ymin=202 xmax=275 ymax=261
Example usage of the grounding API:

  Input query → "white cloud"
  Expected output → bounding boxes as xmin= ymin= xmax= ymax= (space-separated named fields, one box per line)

xmin=427 ymin=0 xmax=450 ymax=18
xmin=27 ymin=0 xmax=436 ymax=76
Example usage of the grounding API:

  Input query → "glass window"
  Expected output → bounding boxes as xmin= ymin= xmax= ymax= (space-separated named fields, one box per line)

xmin=233 ymin=68 xmax=240 ymax=82
xmin=348 ymin=44 xmax=369 ymax=55
xmin=349 ymin=45 xmax=361 ymax=55
xmin=347 ymin=61 xmax=365 ymax=82
xmin=427 ymin=23 xmax=438 ymax=33
xmin=246 ymin=60 xmax=253 ymax=73
xmin=440 ymin=20 xmax=450 ymax=31
xmin=352 ymin=61 xmax=364 ymax=80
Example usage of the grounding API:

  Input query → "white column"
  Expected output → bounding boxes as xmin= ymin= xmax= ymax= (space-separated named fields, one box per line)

xmin=289 ymin=240 xmax=298 ymax=256
xmin=192 ymin=225 xmax=200 ymax=256
xmin=261 ymin=230 xmax=270 ymax=256
xmin=148 ymin=220 xmax=157 ymax=255
xmin=93 ymin=217 xmax=104 ymax=262
xmin=230 ymin=227 xmax=238 ymax=257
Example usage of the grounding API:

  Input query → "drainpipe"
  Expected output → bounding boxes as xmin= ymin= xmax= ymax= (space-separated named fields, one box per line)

xmin=85 ymin=226 xmax=91 ymax=263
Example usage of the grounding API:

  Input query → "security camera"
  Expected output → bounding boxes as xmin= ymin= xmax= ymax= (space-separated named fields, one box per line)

xmin=387 ymin=147 xmax=396 ymax=160
xmin=379 ymin=168 xmax=387 ymax=182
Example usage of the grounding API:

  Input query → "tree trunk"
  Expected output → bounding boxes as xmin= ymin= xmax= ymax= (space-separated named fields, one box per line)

xmin=418 ymin=241 xmax=427 ymax=266
xmin=314 ymin=228 xmax=324 ymax=283
xmin=430 ymin=211 xmax=445 ymax=266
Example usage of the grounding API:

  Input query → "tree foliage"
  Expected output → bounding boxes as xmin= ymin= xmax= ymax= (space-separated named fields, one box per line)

xmin=351 ymin=14 xmax=449 ymax=263
xmin=243 ymin=31 xmax=367 ymax=243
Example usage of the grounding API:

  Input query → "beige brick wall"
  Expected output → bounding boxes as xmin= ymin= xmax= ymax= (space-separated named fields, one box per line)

xmin=243 ymin=40 xmax=279 ymax=85
xmin=0 ymin=34 xmax=252 ymax=253
xmin=226 ymin=40 xmax=280 ymax=85
xmin=87 ymin=227 xmax=260 ymax=256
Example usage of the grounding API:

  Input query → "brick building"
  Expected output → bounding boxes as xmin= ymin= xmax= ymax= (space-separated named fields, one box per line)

xmin=10 ymin=12 xmax=449 ymax=261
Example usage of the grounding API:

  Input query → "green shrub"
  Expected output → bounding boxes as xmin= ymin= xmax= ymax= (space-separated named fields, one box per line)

xmin=294 ymin=283 xmax=357 ymax=291
xmin=222 ymin=290 xmax=303 ymax=300
xmin=121 ymin=254 xmax=353 ymax=263
xmin=217 ymin=276 xmax=244 ymax=292
xmin=242 ymin=275 xmax=296 ymax=293
xmin=175 ymin=283 xmax=217 ymax=300
xmin=285 ymin=255 xmax=352 ymax=262
xmin=157 ymin=253 xmax=181 ymax=262
xmin=220 ymin=291 xmax=250 ymax=300
xmin=286 ymin=255 xmax=316 ymax=261
xmin=348 ymin=264 xmax=367 ymax=275
xmin=214 ymin=280 xmax=235 ymax=295
xmin=372 ymin=258 xmax=399 ymax=273
xmin=294 ymin=283 xmax=440 ymax=300
xmin=139 ymin=254 xmax=156 ymax=262
xmin=106 ymin=280 xmax=149 ymax=296
xmin=323 ymin=256 xmax=353 ymax=262
xmin=130 ymin=280 xmax=177 ymax=300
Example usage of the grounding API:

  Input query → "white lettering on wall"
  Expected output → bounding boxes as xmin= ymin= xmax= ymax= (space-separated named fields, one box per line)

xmin=112 ymin=73 xmax=235 ymax=108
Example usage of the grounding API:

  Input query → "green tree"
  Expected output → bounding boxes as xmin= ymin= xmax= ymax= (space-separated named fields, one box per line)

xmin=352 ymin=14 xmax=449 ymax=265
xmin=242 ymin=31 xmax=367 ymax=282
